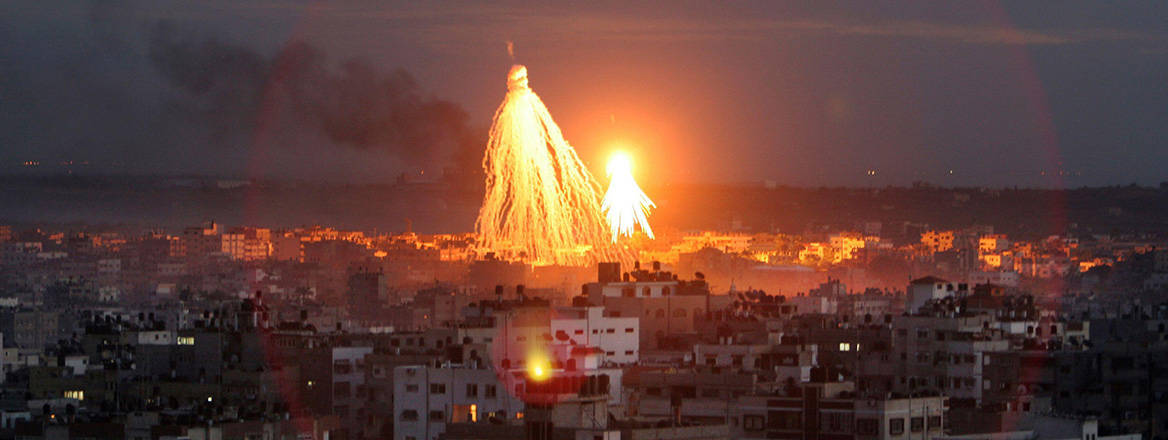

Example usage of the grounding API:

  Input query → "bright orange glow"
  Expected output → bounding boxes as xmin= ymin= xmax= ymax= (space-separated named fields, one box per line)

xmin=527 ymin=356 xmax=550 ymax=381
xmin=602 ymin=151 xmax=655 ymax=242
xmin=475 ymin=65 xmax=627 ymax=266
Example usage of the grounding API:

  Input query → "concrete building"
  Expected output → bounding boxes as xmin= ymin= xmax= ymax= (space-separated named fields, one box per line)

xmin=907 ymin=277 xmax=969 ymax=314
xmin=392 ymin=363 xmax=525 ymax=440
xmin=736 ymin=381 xmax=946 ymax=440
xmin=550 ymin=306 xmax=640 ymax=365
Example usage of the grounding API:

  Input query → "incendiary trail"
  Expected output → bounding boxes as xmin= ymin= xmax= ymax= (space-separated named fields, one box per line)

xmin=475 ymin=65 xmax=622 ymax=266
xmin=602 ymin=152 xmax=655 ymax=242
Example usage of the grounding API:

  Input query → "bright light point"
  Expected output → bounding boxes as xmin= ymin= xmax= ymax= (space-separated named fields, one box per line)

xmin=607 ymin=151 xmax=631 ymax=176
xmin=528 ymin=358 xmax=550 ymax=381
xmin=602 ymin=151 xmax=656 ymax=242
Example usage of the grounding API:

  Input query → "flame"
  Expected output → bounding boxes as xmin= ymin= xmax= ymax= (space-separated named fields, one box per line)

xmin=476 ymin=65 xmax=628 ymax=266
xmin=602 ymin=151 xmax=655 ymax=242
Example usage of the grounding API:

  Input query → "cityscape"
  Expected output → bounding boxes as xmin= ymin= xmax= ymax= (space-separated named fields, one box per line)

xmin=3 ymin=2 xmax=1168 ymax=440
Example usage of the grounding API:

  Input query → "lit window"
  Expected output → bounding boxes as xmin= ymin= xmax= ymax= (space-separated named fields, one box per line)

xmin=839 ymin=342 xmax=851 ymax=352
xmin=177 ymin=336 xmax=195 ymax=345
xmin=516 ymin=412 xmax=524 ymax=420
xmin=64 ymin=390 xmax=84 ymax=400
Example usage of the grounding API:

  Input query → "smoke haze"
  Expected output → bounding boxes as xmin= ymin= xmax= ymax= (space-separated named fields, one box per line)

xmin=0 ymin=3 xmax=482 ymax=184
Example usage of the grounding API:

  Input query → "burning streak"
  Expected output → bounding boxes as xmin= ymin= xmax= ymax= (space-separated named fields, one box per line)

xmin=475 ymin=65 xmax=621 ymax=265
xmin=602 ymin=152 xmax=655 ymax=242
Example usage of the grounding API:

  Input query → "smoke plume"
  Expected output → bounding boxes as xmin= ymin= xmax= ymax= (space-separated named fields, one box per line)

xmin=0 ymin=7 xmax=483 ymax=185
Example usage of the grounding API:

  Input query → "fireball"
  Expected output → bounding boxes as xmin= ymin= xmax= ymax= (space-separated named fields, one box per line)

xmin=602 ymin=151 xmax=655 ymax=242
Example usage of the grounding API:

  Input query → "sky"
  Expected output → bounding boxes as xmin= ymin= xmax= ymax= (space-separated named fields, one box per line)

xmin=1 ymin=1 xmax=1166 ymax=187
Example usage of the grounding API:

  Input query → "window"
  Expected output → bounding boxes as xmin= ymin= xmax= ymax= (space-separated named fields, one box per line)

xmin=63 ymin=390 xmax=84 ymax=400
xmin=334 ymin=382 xmax=351 ymax=398
xmin=406 ymin=384 xmax=418 ymax=392
xmin=769 ymin=411 xmax=802 ymax=429
xmin=606 ymin=328 xmax=615 ymax=334
xmin=177 ymin=336 xmax=195 ymax=345
xmin=744 ymin=415 xmax=765 ymax=431
xmin=485 ymin=385 xmax=497 ymax=398
xmin=400 ymin=410 xmax=418 ymax=421
xmin=911 ymin=417 xmax=924 ymax=433
xmin=574 ymin=330 xmax=584 ymax=335
xmin=821 ymin=412 xmax=852 ymax=433
xmin=839 ymin=342 xmax=851 ymax=352
xmin=429 ymin=410 xmax=445 ymax=421
xmin=890 ymin=418 xmax=905 ymax=435
xmin=625 ymin=350 xmax=634 ymax=356
xmin=430 ymin=384 xmax=446 ymax=394
xmin=466 ymin=384 xmax=478 ymax=397
xmin=929 ymin=416 xmax=942 ymax=428
xmin=625 ymin=327 xmax=635 ymax=333
xmin=857 ymin=418 xmax=879 ymax=435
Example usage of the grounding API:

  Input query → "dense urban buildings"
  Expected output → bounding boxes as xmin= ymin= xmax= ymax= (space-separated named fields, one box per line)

xmin=0 ymin=218 xmax=1165 ymax=439
xmin=3 ymin=2 xmax=1168 ymax=439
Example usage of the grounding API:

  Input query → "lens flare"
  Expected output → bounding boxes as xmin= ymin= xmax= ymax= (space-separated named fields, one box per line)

xmin=527 ymin=354 xmax=550 ymax=382
xmin=476 ymin=65 xmax=626 ymax=265
xmin=602 ymin=151 xmax=656 ymax=242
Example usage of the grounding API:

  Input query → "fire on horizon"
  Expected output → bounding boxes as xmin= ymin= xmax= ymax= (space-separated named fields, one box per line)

xmin=475 ymin=65 xmax=635 ymax=266
xmin=602 ymin=151 xmax=655 ymax=242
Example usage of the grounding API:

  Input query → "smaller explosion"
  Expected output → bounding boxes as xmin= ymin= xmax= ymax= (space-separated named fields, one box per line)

xmin=602 ymin=151 xmax=656 ymax=242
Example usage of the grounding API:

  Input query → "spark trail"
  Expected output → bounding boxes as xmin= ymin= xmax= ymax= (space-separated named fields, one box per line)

xmin=475 ymin=65 xmax=622 ymax=266
xmin=602 ymin=152 xmax=655 ymax=242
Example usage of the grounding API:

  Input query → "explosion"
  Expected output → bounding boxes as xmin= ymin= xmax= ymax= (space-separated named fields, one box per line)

xmin=475 ymin=65 xmax=623 ymax=266
xmin=602 ymin=152 xmax=655 ymax=242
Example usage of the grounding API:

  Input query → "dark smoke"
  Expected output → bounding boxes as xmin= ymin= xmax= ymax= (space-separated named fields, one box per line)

xmin=0 ymin=6 xmax=483 ymax=185
xmin=148 ymin=23 xmax=476 ymax=164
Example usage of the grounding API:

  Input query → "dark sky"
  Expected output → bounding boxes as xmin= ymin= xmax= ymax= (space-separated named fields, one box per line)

xmin=1 ymin=1 xmax=1166 ymax=187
